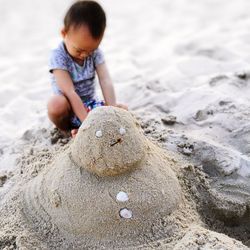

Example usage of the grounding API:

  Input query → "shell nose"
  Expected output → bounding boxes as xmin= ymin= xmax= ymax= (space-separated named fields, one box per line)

xmin=110 ymin=138 xmax=122 ymax=147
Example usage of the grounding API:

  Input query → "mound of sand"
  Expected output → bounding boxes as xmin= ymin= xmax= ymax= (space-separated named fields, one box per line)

xmin=21 ymin=107 xmax=182 ymax=248
xmin=0 ymin=110 xmax=248 ymax=249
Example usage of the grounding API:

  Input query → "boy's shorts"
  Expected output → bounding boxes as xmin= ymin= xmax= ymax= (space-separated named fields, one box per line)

xmin=70 ymin=99 xmax=105 ymax=129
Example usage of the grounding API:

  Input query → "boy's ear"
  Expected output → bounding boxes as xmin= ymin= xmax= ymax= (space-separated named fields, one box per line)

xmin=61 ymin=27 xmax=66 ymax=38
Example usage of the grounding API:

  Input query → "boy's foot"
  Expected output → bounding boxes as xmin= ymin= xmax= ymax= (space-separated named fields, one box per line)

xmin=71 ymin=129 xmax=79 ymax=138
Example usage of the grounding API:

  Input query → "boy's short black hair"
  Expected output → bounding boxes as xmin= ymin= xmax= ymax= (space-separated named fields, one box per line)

xmin=64 ymin=0 xmax=106 ymax=39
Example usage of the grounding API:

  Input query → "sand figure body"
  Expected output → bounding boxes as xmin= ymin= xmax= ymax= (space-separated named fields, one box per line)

xmin=22 ymin=107 xmax=182 ymax=248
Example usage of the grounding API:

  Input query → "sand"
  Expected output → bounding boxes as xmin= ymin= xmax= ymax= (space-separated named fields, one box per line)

xmin=0 ymin=108 xmax=248 ymax=249
xmin=1 ymin=0 xmax=250 ymax=249
xmin=17 ymin=107 xmax=182 ymax=248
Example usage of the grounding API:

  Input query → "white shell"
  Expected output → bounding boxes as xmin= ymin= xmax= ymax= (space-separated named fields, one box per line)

xmin=119 ymin=127 xmax=126 ymax=135
xmin=119 ymin=208 xmax=132 ymax=219
xmin=116 ymin=191 xmax=129 ymax=202
xmin=95 ymin=130 xmax=103 ymax=138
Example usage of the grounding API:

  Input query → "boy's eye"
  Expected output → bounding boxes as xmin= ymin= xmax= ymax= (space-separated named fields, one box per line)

xmin=76 ymin=50 xmax=82 ymax=54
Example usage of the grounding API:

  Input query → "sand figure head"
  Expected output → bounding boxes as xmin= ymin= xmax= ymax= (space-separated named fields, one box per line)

xmin=71 ymin=106 xmax=146 ymax=176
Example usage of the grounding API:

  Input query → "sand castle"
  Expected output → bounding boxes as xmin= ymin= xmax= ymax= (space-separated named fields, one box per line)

xmin=22 ymin=107 xmax=182 ymax=248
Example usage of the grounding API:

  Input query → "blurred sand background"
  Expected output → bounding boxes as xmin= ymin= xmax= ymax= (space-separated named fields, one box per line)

xmin=1 ymin=0 xmax=250 ymax=248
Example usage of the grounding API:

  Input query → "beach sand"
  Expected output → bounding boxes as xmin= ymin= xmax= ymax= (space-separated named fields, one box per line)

xmin=1 ymin=0 xmax=250 ymax=249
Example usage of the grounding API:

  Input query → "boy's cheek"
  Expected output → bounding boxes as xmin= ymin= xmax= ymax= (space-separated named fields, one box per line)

xmin=68 ymin=50 xmax=76 ymax=58
xmin=66 ymin=47 xmax=76 ymax=58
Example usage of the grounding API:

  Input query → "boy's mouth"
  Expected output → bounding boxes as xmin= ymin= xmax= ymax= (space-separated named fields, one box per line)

xmin=75 ymin=57 xmax=85 ymax=61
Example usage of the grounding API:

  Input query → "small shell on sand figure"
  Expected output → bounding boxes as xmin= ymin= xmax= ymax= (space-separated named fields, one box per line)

xmin=95 ymin=130 xmax=103 ymax=138
xmin=119 ymin=208 xmax=133 ymax=219
xmin=116 ymin=191 xmax=129 ymax=202
xmin=119 ymin=127 xmax=126 ymax=135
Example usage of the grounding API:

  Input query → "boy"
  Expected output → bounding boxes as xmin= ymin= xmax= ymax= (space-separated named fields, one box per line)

xmin=47 ymin=0 xmax=127 ymax=137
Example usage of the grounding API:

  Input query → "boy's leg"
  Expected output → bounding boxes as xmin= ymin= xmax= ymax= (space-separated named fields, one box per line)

xmin=47 ymin=95 xmax=72 ymax=132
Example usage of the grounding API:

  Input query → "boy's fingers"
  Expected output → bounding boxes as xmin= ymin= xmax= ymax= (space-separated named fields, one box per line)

xmin=116 ymin=104 xmax=128 ymax=110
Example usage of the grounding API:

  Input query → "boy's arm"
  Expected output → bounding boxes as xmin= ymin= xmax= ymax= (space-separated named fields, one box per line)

xmin=53 ymin=69 xmax=88 ymax=122
xmin=96 ymin=63 xmax=117 ymax=106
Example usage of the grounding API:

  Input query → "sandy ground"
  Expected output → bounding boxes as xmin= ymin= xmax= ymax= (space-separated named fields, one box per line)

xmin=1 ymin=0 xmax=250 ymax=249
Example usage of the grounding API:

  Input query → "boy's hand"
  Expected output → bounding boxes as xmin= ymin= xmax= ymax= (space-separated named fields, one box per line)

xmin=115 ymin=103 xmax=128 ymax=110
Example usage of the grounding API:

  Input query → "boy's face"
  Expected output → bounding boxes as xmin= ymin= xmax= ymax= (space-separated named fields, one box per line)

xmin=62 ymin=24 xmax=103 ymax=63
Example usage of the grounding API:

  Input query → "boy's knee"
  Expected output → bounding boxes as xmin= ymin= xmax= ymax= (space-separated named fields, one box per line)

xmin=47 ymin=95 xmax=70 ymax=117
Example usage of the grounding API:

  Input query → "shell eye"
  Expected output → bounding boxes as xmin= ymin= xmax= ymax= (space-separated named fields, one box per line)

xmin=95 ymin=130 xmax=103 ymax=138
xmin=119 ymin=127 xmax=126 ymax=135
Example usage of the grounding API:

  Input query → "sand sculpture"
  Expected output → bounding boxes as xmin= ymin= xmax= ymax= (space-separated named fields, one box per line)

xmin=22 ymin=106 xmax=182 ymax=248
